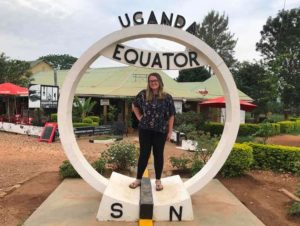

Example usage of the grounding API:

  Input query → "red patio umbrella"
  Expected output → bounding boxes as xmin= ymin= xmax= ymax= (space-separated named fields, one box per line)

xmin=0 ymin=82 xmax=28 ymax=96
xmin=0 ymin=83 xmax=28 ymax=121
xmin=199 ymin=96 xmax=256 ymax=111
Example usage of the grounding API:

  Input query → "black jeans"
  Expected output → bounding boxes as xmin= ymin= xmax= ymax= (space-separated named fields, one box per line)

xmin=137 ymin=128 xmax=167 ymax=180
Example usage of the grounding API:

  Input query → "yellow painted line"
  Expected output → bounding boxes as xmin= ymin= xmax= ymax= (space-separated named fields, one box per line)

xmin=143 ymin=169 xmax=149 ymax=178
xmin=139 ymin=219 xmax=153 ymax=226
xmin=140 ymin=168 xmax=153 ymax=226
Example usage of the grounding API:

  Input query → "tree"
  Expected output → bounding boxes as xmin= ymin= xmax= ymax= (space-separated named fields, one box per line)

xmin=0 ymin=52 xmax=32 ymax=86
xmin=196 ymin=10 xmax=237 ymax=68
xmin=256 ymin=8 xmax=300 ymax=114
xmin=177 ymin=10 xmax=237 ymax=82
xmin=73 ymin=96 xmax=96 ymax=121
xmin=176 ymin=67 xmax=211 ymax=82
xmin=255 ymin=122 xmax=276 ymax=144
xmin=233 ymin=61 xmax=279 ymax=116
xmin=38 ymin=54 xmax=78 ymax=70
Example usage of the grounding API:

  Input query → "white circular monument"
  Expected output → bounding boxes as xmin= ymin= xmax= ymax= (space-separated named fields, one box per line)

xmin=58 ymin=14 xmax=240 ymax=221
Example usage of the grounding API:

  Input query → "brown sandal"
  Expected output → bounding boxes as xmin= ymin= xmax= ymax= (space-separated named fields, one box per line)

xmin=155 ymin=180 xmax=163 ymax=191
xmin=129 ymin=180 xmax=141 ymax=189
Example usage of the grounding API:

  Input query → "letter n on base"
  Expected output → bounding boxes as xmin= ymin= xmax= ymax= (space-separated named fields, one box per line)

xmin=152 ymin=175 xmax=193 ymax=221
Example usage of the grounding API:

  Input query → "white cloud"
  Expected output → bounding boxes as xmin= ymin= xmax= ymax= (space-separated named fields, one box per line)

xmin=0 ymin=0 xmax=297 ymax=75
xmin=15 ymin=0 xmax=73 ymax=19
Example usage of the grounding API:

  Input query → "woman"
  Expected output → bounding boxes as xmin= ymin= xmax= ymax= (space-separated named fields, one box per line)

xmin=129 ymin=72 xmax=175 ymax=191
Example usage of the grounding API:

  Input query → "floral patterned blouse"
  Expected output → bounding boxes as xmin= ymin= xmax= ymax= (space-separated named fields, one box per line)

xmin=133 ymin=89 xmax=175 ymax=134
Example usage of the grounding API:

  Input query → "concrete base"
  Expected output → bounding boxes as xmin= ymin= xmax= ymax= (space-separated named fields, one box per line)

xmin=0 ymin=122 xmax=42 ymax=136
xmin=24 ymin=178 xmax=265 ymax=226
xmin=151 ymin=175 xmax=193 ymax=221
xmin=97 ymin=173 xmax=193 ymax=221
xmin=97 ymin=172 xmax=140 ymax=221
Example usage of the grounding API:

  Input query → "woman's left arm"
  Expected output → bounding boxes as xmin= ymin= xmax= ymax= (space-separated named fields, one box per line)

xmin=167 ymin=115 xmax=174 ymax=141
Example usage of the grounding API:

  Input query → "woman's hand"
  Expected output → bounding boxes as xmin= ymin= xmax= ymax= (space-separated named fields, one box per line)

xmin=138 ymin=115 xmax=143 ymax=121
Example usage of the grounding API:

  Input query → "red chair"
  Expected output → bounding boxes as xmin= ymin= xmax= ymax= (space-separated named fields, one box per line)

xmin=15 ymin=114 xmax=21 ymax=124
xmin=28 ymin=117 xmax=33 ymax=125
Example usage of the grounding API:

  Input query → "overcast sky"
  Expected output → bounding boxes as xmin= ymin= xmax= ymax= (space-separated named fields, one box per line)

xmin=0 ymin=0 xmax=299 ymax=77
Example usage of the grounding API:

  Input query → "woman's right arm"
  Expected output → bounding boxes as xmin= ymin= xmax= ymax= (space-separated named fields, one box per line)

xmin=132 ymin=103 xmax=143 ymax=121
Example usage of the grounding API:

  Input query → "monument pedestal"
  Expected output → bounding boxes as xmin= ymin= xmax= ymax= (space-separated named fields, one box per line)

xmin=97 ymin=172 xmax=193 ymax=222
xmin=97 ymin=172 xmax=139 ymax=221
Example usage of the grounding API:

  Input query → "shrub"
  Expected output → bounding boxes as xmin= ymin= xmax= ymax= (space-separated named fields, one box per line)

xmin=50 ymin=113 xmax=57 ymax=122
xmin=187 ymin=131 xmax=219 ymax=164
xmin=238 ymin=123 xmax=260 ymax=136
xmin=271 ymin=123 xmax=281 ymax=135
xmin=295 ymin=120 xmax=300 ymax=132
xmin=278 ymin=121 xmax=295 ymax=133
xmin=255 ymin=122 xmax=277 ymax=144
xmin=288 ymin=202 xmax=300 ymax=216
xmin=107 ymin=105 xmax=118 ymax=122
xmin=268 ymin=113 xmax=285 ymax=122
xmin=88 ymin=116 xmax=100 ymax=124
xmin=92 ymin=122 xmax=98 ymax=127
xmin=220 ymin=143 xmax=253 ymax=177
xmin=59 ymin=158 xmax=107 ymax=179
xmin=235 ymin=136 xmax=255 ymax=143
xmin=82 ymin=117 xmax=93 ymax=124
xmin=174 ymin=111 xmax=202 ymax=129
xmin=59 ymin=160 xmax=80 ymax=178
xmin=248 ymin=143 xmax=300 ymax=173
xmin=101 ymin=141 xmax=138 ymax=171
xmin=169 ymin=155 xmax=191 ymax=170
xmin=175 ymin=123 xmax=196 ymax=135
xmin=72 ymin=115 xmax=82 ymax=123
xmin=91 ymin=158 xmax=106 ymax=174
xmin=202 ymin=122 xmax=224 ymax=136
xmin=191 ymin=159 xmax=204 ymax=176
xmin=73 ymin=122 xmax=93 ymax=128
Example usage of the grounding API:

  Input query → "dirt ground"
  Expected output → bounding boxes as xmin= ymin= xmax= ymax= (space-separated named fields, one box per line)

xmin=0 ymin=132 xmax=299 ymax=226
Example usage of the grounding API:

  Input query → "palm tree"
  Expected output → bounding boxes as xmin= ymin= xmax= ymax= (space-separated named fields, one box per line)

xmin=73 ymin=96 xmax=96 ymax=121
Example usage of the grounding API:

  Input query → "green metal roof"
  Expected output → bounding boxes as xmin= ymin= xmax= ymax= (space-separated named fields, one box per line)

xmin=179 ymin=76 xmax=252 ymax=101
xmin=31 ymin=66 xmax=252 ymax=101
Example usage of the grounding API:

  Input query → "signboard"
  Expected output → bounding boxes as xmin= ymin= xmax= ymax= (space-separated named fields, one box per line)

xmin=39 ymin=122 xmax=57 ymax=143
xmin=28 ymin=84 xmax=41 ymax=108
xmin=40 ymin=85 xmax=59 ymax=108
xmin=174 ymin=100 xmax=183 ymax=113
xmin=29 ymin=84 xmax=59 ymax=108
xmin=100 ymin=99 xmax=110 ymax=106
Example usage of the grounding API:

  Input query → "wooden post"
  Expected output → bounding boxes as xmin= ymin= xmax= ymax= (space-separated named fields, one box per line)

xmin=197 ymin=104 xmax=200 ymax=114
xmin=124 ymin=101 xmax=129 ymax=124
xmin=103 ymin=105 xmax=107 ymax=124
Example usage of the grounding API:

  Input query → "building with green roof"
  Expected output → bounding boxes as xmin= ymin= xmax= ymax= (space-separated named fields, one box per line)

xmin=31 ymin=65 xmax=252 ymax=123
xmin=31 ymin=65 xmax=251 ymax=100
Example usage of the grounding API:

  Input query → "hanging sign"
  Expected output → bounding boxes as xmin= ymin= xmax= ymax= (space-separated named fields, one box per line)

xmin=100 ymin=99 xmax=110 ymax=106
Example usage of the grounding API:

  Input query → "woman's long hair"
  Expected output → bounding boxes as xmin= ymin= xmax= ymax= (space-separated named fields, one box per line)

xmin=146 ymin=72 xmax=166 ymax=102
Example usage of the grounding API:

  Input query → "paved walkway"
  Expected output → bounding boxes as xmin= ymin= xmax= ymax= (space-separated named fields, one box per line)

xmin=24 ymin=178 xmax=265 ymax=226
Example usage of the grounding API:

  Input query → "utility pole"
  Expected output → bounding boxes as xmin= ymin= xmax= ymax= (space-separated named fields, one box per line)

xmin=54 ymin=64 xmax=60 ymax=86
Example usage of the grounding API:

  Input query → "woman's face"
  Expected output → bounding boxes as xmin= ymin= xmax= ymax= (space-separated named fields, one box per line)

xmin=148 ymin=75 xmax=160 ymax=91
